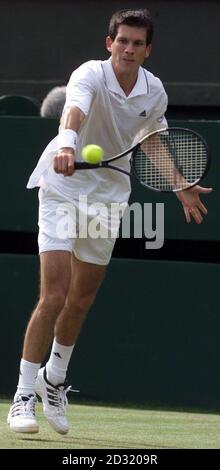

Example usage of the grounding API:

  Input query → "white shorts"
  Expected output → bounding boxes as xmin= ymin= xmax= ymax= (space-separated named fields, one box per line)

xmin=38 ymin=185 xmax=124 ymax=266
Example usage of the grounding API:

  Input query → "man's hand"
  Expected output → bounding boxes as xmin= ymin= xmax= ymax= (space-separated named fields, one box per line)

xmin=176 ymin=185 xmax=213 ymax=224
xmin=53 ymin=147 xmax=75 ymax=177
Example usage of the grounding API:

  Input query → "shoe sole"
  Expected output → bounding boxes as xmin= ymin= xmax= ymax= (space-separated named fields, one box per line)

xmin=9 ymin=424 xmax=39 ymax=433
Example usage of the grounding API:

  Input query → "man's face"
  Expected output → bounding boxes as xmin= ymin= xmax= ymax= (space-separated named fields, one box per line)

xmin=106 ymin=25 xmax=151 ymax=74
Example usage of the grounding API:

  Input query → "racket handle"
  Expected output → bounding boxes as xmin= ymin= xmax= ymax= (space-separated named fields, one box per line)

xmin=74 ymin=161 xmax=102 ymax=170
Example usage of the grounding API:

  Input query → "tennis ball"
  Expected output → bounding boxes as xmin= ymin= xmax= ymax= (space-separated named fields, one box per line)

xmin=82 ymin=144 xmax=104 ymax=164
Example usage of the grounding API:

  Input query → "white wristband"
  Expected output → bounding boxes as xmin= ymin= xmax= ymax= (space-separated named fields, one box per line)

xmin=57 ymin=129 xmax=78 ymax=150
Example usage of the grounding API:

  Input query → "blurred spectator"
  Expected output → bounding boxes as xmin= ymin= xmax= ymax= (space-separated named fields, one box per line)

xmin=40 ymin=86 xmax=66 ymax=119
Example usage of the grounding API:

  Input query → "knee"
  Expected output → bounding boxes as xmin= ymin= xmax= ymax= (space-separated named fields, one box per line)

xmin=67 ymin=289 xmax=97 ymax=315
xmin=79 ymin=290 xmax=97 ymax=311
xmin=37 ymin=291 xmax=67 ymax=317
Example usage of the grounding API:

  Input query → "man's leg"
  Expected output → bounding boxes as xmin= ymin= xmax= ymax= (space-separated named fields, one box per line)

xmin=8 ymin=250 xmax=72 ymax=434
xmin=23 ymin=251 xmax=72 ymax=362
xmin=56 ymin=252 xmax=106 ymax=345
xmin=36 ymin=252 xmax=106 ymax=434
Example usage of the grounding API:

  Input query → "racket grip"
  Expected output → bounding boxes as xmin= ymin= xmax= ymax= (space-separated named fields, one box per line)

xmin=74 ymin=161 xmax=101 ymax=169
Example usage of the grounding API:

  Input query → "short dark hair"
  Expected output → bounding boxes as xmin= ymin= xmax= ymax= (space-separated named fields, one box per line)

xmin=108 ymin=9 xmax=154 ymax=46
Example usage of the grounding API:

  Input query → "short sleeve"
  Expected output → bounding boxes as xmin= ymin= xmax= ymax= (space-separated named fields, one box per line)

xmin=64 ymin=61 xmax=98 ymax=115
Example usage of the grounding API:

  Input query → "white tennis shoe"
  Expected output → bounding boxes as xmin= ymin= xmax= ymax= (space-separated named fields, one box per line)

xmin=35 ymin=367 xmax=72 ymax=434
xmin=7 ymin=394 xmax=39 ymax=433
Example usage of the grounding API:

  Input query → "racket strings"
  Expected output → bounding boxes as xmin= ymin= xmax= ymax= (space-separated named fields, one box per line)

xmin=133 ymin=130 xmax=208 ymax=191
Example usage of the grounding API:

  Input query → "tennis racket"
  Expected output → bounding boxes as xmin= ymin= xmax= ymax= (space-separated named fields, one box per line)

xmin=75 ymin=127 xmax=210 ymax=192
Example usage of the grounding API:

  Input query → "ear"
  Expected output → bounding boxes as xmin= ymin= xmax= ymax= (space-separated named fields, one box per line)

xmin=145 ymin=44 xmax=152 ymax=58
xmin=106 ymin=36 xmax=113 ymax=53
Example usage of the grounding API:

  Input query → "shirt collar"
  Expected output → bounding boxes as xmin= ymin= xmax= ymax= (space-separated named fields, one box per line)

xmin=102 ymin=58 xmax=149 ymax=98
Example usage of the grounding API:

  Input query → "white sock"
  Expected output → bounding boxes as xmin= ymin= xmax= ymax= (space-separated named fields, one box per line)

xmin=16 ymin=358 xmax=41 ymax=396
xmin=46 ymin=338 xmax=75 ymax=386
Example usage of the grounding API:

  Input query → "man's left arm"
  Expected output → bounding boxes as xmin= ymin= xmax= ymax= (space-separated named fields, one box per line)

xmin=153 ymin=86 xmax=213 ymax=224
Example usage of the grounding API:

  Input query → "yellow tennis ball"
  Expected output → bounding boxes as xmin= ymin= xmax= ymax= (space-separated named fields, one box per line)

xmin=82 ymin=144 xmax=104 ymax=164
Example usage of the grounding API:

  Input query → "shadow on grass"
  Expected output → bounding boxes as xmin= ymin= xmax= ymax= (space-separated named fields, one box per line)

xmin=18 ymin=435 xmax=173 ymax=449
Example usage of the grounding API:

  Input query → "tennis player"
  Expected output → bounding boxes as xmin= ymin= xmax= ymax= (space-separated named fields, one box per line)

xmin=8 ymin=9 xmax=212 ymax=434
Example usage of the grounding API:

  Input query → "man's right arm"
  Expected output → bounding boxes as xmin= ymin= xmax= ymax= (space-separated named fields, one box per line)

xmin=53 ymin=105 xmax=85 ymax=177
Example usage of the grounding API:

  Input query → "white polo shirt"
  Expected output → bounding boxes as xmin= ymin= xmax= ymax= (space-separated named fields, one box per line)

xmin=27 ymin=58 xmax=168 ymax=204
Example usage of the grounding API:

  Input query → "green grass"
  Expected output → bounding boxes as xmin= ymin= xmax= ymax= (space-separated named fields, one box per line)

xmin=1 ymin=400 xmax=220 ymax=449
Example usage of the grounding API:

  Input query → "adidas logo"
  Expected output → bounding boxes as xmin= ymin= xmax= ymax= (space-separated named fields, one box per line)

xmin=53 ymin=352 xmax=62 ymax=358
